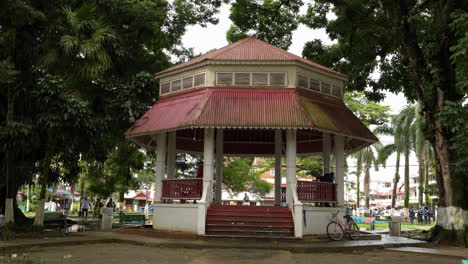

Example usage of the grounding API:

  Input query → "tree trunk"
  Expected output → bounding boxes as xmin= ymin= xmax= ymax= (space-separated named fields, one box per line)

xmin=418 ymin=155 xmax=425 ymax=207
xmin=70 ymin=184 xmax=75 ymax=213
xmin=0 ymin=186 xmax=33 ymax=227
xmin=356 ymin=172 xmax=360 ymax=209
xmin=5 ymin=84 xmax=15 ymax=224
xmin=26 ymin=184 xmax=30 ymax=212
xmin=424 ymin=144 xmax=431 ymax=205
xmin=34 ymin=155 xmax=51 ymax=226
xmin=364 ymin=165 xmax=370 ymax=210
xmin=404 ymin=150 xmax=410 ymax=209
xmin=33 ymin=182 xmax=47 ymax=226
xmin=391 ymin=152 xmax=400 ymax=208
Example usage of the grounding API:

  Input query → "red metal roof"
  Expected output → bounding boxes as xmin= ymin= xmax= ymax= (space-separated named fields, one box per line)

xmin=157 ymin=37 xmax=345 ymax=78
xmin=125 ymin=87 xmax=377 ymax=155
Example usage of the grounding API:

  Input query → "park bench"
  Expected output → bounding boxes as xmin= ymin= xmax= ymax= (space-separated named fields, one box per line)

xmin=118 ymin=214 xmax=147 ymax=225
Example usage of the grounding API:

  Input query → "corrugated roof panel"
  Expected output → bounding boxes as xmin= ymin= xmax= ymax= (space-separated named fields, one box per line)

xmin=126 ymin=87 xmax=377 ymax=142
xmin=157 ymin=37 xmax=345 ymax=77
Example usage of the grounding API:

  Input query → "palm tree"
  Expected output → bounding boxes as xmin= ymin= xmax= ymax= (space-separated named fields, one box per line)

xmin=41 ymin=2 xmax=118 ymax=82
xmin=353 ymin=141 xmax=383 ymax=210
xmin=411 ymin=104 xmax=435 ymax=207
xmin=377 ymin=106 xmax=416 ymax=212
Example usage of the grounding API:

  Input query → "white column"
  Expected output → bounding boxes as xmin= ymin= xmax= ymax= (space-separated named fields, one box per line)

xmin=215 ymin=128 xmax=224 ymax=204
xmin=154 ymin=132 xmax=167 ymax=203
xmin=274 ymin=130 xmax=282 ymax=206
xmin=286 ymin=129 xmax=297 ymax=207
xmin=322 ymin=133 xmax=331 ymax=174
xmin=197 ymin=128 xmax=215 ymax=235
xmin=203 ymin=128 xmax=215 ymax=202
xmin=166 ymin=131 xmax=176 ymax=179
xmin=334 ymin=134 xmax=345 ymax=206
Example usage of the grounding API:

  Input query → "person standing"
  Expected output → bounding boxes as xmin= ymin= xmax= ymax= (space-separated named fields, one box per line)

xmin=409 ymin=207 xmax=415 ymax=225
xmin=80 ymin=197 xmax=91 ymax=222
xmin=106 ymin=198 xmax=116 ymax=212
xmin=423 ymin=207 xmax=429 ymax=224
xmin=417 ymin=207 xmax=423 ymax=225
xmin=427 ymin=209 xmax=433 ymax=223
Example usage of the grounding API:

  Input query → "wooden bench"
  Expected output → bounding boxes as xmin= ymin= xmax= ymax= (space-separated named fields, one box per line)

xmin=118 ymin=214 xmax=146 ymax=225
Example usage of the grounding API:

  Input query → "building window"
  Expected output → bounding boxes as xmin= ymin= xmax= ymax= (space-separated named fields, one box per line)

xmin=234 ymin=72 xmax=251 ymax=85
xmin=310 ymin=79 xmax=320 ymax=91
xmin=321 ymin=82 xmax=331 ymax=94
xmin=171 ymin=79 xmax=182 ymax=92
xmin=270 ymin=73 xmax=286 ymax=86
xmin=296 ymin=73 xmax=342 ymax=98
xmin=183 ymin=76 xmax=194 ymax=89
xmin=194 ymin=72 xmax=206 ymax=87
xmin=252 ymin=72 xmax=268 ymax=85
xmin=270 ymin=169 xmax=275 ymax=176
xmin=297 ymin=74 xmax=308 ymax=88
xmin=217 ymin=72 xmax=234 ymax=85
xmin=160 ymin=82 xmax=170 ymax=95
xmin=332 ymin=85 xmax=342 ymax=97
xmin=216 ymin=72 xmax=287 ymax=86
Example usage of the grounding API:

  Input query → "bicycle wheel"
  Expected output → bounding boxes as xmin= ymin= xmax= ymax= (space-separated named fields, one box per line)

xmin=348 ymin=222 xmax=360 ymax=240
xmin=327 ymin=221 xmax=344 ymax=241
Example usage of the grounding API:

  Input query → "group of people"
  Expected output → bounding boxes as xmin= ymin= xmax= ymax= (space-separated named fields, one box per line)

xmin=409 ymin=207 xmax=434 ymax=224
xmin=79 ymin=197 xmax=116 ymax=221
xmin=317 ymin=172 xmax=335 ymax=183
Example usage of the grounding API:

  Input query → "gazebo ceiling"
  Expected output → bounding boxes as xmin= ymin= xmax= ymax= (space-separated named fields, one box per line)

xmin=125 ymin=87 xmax=377 ymax=155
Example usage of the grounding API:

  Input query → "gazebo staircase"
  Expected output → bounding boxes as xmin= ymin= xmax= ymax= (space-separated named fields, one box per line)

xmin=205 ymin=205 xmax=294 ymax=238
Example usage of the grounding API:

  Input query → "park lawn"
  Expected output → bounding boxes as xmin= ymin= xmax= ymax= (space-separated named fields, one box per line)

xmin=357 ymin=222 xmax=435 ymax=230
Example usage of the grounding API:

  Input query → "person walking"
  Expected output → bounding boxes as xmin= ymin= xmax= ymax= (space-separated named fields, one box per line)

xmin=80 ymin=197 xmax=91 ymax=222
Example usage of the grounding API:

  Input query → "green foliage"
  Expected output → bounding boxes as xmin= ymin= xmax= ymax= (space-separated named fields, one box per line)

xmin=227 ymin=0 xmax=303 ymax=49
xmin=297 ymin=156 xmax=322 ymax=178
xmin=0 ymin=0 xmax=224 ymax=225
xmin=344 ymin=91 xmax=390 ymax=126
xmin=302 ymin=1 xmax=468 ymax=219
xmin=81 ymin=142 xmax=144 ymax=198
xmin=223 ymin=157 xmax=272 ymax=196
xmin=72 ymin=203 xmax=79 ymax=213
xmin=1 ymin=223 xmax=16 ymax=240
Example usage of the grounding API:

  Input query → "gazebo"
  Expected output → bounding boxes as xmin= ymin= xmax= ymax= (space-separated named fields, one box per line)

xmin=125 ymin=37 xmax=377 ymax=238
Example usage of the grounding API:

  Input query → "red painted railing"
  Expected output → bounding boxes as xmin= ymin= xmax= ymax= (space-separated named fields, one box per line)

xmin=161 ymin=179 xmax=203 ymax=199
xmin=281 ymin=181 xmax=337 ymax=203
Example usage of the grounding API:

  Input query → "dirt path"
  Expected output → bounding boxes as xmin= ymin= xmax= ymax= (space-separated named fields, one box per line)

xmin=1 ymin=243 xmax=460 ymax=264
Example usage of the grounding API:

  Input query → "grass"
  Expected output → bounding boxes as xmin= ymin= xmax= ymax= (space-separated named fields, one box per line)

xmin=357 ymin=222 xmax=435 ymax=230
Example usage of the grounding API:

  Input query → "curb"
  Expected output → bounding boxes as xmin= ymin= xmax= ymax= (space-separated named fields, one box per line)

xmin=0 ymin=234 xmax=431 ymax=254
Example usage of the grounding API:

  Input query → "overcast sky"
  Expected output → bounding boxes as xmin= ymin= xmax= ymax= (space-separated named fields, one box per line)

xmin=180 ymin=3 xmax=417 ymax=183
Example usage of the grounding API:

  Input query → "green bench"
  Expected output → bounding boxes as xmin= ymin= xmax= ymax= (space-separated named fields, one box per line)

xmin=118 ymin=214 xmax=146 ymax=225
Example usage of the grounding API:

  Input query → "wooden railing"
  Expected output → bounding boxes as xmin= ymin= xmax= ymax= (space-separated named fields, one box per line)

xmin=281 ymin=181 xmax=337 ymax=203
xmin=162 ymin=178 xmax=203 ymax=199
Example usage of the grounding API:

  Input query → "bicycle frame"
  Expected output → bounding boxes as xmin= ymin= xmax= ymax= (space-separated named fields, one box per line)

xmin=330 ymin=211 xmax=354 ymax=232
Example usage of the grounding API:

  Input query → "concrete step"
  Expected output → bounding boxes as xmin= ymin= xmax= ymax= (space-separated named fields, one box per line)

xmin=207 ymin=211 xmax=292 ymax=217
xmin=206 ymin=228 xmax=294 ymax=237
xmin=207 ymin=220 xmax=293 ymax=226
xmin=198 ymin=234 xmax=298 ymax=241
xmin=206 ymin=223 xmax=293 ymax=231
xmin=207 ymin=216 xmax=293 ymax=223
xmin=209 ymin=205 xmax=290 ymax=212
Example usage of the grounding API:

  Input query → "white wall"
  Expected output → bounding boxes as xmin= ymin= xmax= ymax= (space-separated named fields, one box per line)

xmin=303 ymin=207 xmax=345 ymax=235
xmin=153 ymin=204 xmax=199 ymax=233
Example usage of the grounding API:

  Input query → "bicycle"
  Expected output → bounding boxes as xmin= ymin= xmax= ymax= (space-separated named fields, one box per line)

xmin=326 ymin=210 xmax=360 ymax=241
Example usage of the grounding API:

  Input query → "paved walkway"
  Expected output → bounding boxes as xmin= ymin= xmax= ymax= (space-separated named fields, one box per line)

xmin=388 ymin=246 xmax=468 ymax=259
xmin=0 ymin=232 xmax=429 ymax=254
